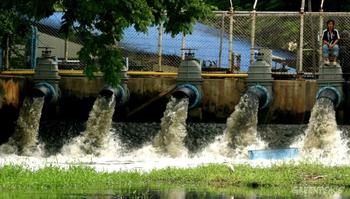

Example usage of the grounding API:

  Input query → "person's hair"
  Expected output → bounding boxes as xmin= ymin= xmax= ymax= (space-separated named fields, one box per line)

xmin=327 ymin=19 xmax=335 ymax=25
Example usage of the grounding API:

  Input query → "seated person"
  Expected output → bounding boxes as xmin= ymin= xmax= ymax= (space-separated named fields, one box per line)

xmin=322 ymin=19 xmax=340 ymax=65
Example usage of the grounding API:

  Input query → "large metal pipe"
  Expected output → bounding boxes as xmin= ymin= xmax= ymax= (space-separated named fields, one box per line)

xmin=31 ymin=82 xmax=58 ymax=103
xmin=316 ymin=86 xmax=342 ymax=108
xmin=246 ymin=85 xmax=272 ymax=109
xmin=172 ymin=84 xmax=202 ymax=109
xmin=99 ymin=85 xmax=129 ymax=105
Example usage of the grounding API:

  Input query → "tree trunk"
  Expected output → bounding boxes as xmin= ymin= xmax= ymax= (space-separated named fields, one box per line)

xmin=4 ymin=36 xmax=10 ymax=70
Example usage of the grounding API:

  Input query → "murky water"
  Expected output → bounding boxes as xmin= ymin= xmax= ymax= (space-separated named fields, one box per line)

xmin=293 ymin=98 xmax=350 ymax=165
xmin=303 ymin=98 xmax=339 ymax=150
xmin=61 ymin=95 xmax=118 ymax=156
xmin=0 ymin=121 xmax=350 ymax=171
xmin=1 ymin=93 xmax=350 ymax=172
xmin=200 ymin=93 xmax=267 ymax=159
xmin=153 ymin=97 xmax=189 ymax=157
xmin=226 ymin=93 xmax=260 ymax=148
xmin=2 ymin=187 xmax=349 ymax=199
xmin=0 ymin=97 xmax=44 ymax=156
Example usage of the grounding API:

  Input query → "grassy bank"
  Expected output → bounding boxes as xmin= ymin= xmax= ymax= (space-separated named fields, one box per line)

xmin=0 ymin=164 xmax=350 ymax=196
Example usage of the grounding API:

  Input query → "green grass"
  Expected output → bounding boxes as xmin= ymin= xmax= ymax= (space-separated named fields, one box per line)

xmin=0 ymin=163 xmax=350 ymax=197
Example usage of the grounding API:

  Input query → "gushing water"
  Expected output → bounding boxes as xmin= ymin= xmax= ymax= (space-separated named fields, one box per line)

xmin=299 ymin=98 xmax=349 ymax=163
xmin=0 ymin=97 xmax=44 ymax=155
xmin=201 ymin=93 xmax=266 ymax=159
xmin=2 ymin=94 xmax=350 ymax=172
xmin=153 ymin=96 xmax=189 ymax=157
xmin=225 ymin=93 xmax=260 ymax=148
xmin=61 ymin=95 xmax=118 ymax=156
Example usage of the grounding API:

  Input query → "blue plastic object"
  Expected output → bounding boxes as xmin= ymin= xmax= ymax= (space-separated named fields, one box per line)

xmin=248 ymin=148 xmax=299 ymax=160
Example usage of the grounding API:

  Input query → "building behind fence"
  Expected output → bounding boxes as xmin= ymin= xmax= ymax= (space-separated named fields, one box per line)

xmin=1 ymin=11 xmax=350 ymax=78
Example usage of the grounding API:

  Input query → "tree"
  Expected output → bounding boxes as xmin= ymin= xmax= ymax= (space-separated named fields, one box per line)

xmin=1 ymin=0 xmax=211 ymax=86
xmin=0 ymin=9 xmax=31 ymax=69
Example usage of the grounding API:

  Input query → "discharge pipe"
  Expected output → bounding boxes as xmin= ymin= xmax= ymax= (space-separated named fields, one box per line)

xmin=99 ymin=85 xmax=129 ymax=105
xmin=246 ymin=84 xmax=272 ymax=109
xmin=316 ymin=86 xmax=342 ymax=108
xmin=172 ymin=84 xmax=202 ymax=109
xmin=31 ymin=82 xmax=59 ymax=103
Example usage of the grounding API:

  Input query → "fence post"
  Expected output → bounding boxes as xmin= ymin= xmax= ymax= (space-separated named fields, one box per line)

xmin=30 ymin=25 xmax=38 ymax=68
xmin=229 ymin=7 xmax=234 ymax=71
xmin=157 ymin=22 xmax=164 ymax=71
xmin=64 ymin=39 xmax=68 ymax=62
xmin=4 ymin=36 xmax=10 ymax=70
xmin=218 ymin=13 xmax=225 ymax=68
xmin=250 ymin=9 xmax=256 ymax=65
xmin=319 ymin=2 xmax=324 ymax=64
xmin=0 ymin=48 xmax=2 ymax=70
xmin=298 ymin=0 xmax=305 ymax=75
xmin=181 ymin=32 xmax=186 ymax=60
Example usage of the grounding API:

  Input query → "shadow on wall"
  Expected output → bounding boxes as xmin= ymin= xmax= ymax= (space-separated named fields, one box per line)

xmin=0 ymin=79 xmax=22 ymax=144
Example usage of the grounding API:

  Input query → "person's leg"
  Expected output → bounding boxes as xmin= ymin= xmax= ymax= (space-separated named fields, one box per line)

xmin=331 ymin=44 xmax=339 ymax=65
xmin=332 ymin=44 xmax=339 ymax=57
xmin=323 ymin=44 xmax=330 ymax=64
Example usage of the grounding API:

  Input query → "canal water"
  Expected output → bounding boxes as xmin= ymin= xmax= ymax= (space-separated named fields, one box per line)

xmin=1 ymin=122 xmax=349 ymax=172
xmin=2 ymin=186 xmax=350 ymax=198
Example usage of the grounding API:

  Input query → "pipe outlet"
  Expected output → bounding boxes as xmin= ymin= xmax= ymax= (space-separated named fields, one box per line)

xmin=246 ymin=85 xmax=272 ymax=109
xmin=316 ymin=86 xmax=342 ymax=108
xmin=32 ymin=82 xmax=59 ymax=103
xmin=172 ymin=84 xmax=202 ymax=109
xmin=99 ymin=85 xmax=129 ymax=105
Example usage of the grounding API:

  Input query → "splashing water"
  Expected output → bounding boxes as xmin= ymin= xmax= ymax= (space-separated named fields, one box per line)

xmin=226 ymin=93 xmax=260 ymax=147
xmin=200 ymin=93 xmax=266 ymax=159
xmin=0 ymin=97 xmax=45 ymax=156
xmin=153 ymin=96 xmax=189 ymax=158
xmin=61 ymin=95 xmax=118 ymax=156
xmin=298 ymin=98 xmax=350 ymax=164
xmin=2 ymin=94 xmax=350 ymax=172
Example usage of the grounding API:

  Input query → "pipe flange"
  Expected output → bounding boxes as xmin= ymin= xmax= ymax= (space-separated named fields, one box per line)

xmin=248 ymin=84 xmax=272 ymax=109
xmin=116 ymin=84 xmax=129 ymax=105
xmin=174 ymin=84 xmax=202 ymax=109
xmin=99 ymin=84 xmax=129 ymax=105
xmin=316 ymin=86 xmax=342 ymax=108
xmin=33 ymin=82 xmax=58 ymax=103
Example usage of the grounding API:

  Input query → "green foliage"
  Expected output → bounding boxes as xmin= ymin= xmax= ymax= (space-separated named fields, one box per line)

xmin=161 ymin=0 xmax=212 ymax=36
xmin=0 ymin=9 xmax=31 ymax=68
xmin=0 ymin=163 xmax=350 ymax=197
xmin=1 ymin=0 xmax=211 ymax=86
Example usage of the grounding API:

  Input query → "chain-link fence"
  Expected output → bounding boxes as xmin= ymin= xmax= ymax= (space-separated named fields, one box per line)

xmin=2 ymin=11 xmax=350 ymax=78
xmin=119 ymin=11 xmax=350 ymax=76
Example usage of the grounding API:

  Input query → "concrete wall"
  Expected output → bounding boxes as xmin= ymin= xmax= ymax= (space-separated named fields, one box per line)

xmin=270 ymin=80 xmax=317 ymax=123
xmin=0 ymin=75 xmax=337 ymax=124
xmin=59 ymin=76 xmax=105 ymax=97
